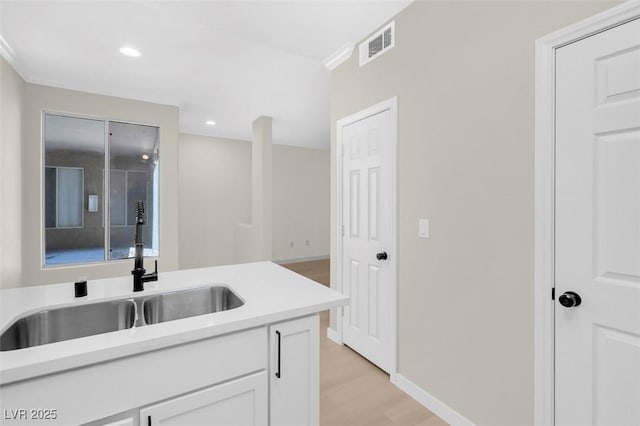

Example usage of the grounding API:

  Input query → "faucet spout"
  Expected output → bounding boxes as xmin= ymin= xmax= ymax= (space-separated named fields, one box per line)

xmin=132 ymin=201 xmax=158 ymax=292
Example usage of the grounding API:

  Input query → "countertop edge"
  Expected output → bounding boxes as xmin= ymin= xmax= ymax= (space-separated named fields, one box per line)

xmin=0 ymin=262 xmax=348 ymax=385
xmin=0 ymin=298 xmax=347 ymax=386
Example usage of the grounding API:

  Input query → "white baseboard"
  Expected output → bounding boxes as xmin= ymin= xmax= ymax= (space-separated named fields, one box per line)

xmin=326 ymin=327 xmax=342 ymax=345
xmin=392 ymin=374 xmax=474 ymax=426
xmin=275 ymin=255 xmax=330 ymax=265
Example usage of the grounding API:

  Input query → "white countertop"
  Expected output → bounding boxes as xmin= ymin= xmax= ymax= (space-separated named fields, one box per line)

xmin=0 ymin=261 xmax=348 ymax=385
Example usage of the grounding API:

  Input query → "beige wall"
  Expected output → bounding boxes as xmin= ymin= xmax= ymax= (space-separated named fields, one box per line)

xmin=330 ymin=2 xmax=617 ymax=425
xmin=178 ymin=133 xmax=330 ymax=268
xmin=273 ymin=145 xmax=330 ymax=262
xmin=18 ymin=83 xmax=179 ymax=287
xmin=0 ymin=57 xmax=24 ymax=288
xmin=178 ymin=133 xmax=252 ymax=269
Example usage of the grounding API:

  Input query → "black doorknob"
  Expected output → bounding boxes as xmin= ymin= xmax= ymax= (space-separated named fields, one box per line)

xmin=376 ymin=252 xmax=388 ymax=261
xmin=558 ymin=291 xmax=582 ymax=308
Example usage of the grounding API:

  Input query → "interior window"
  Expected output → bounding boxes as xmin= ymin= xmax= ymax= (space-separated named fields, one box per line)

xmin=43 ymin=114 xmax=160 ymax=266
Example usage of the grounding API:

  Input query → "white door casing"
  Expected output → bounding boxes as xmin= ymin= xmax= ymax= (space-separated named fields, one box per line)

xmin=337 ymin=97 xmax=397 ymax=374
xmin=555 ymin=17 xmax=640 ymax=426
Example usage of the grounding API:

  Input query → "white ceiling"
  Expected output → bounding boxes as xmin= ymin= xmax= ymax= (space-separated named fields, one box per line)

xmin=1 ymin=0 xmax=412 ymax=150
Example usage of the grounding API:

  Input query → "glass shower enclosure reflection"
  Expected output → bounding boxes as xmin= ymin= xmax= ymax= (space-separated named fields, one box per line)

xmin=44 ymin=115 xmax=106 ymax=265
xmin=108 ymin=121 xmax=159 ymax=260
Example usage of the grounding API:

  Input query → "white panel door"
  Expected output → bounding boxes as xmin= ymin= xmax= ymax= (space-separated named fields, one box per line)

xmin=140 ymin=372 xmax=267 ymax=426
xmin=341 ymin=108 xmax=392 ymax=372
xmin=555 ymin=18 xmax=640 ymax=426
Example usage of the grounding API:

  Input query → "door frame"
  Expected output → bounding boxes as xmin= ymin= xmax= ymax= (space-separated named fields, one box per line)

xmin=334 ymin=96 xmax=398 ymax=381
xmin=534 ymin=2 xmax=640 ymax=425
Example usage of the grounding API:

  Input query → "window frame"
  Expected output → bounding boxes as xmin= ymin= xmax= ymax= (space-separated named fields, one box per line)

xmin=109 ymin=169 xmax=149 ymax=228
xmin=44 ymin=165 xmax=85 ymax=230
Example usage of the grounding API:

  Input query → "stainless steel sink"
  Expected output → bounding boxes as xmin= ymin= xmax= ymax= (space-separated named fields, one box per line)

xmin=0 ymin=299 xmax=135 ymax=352
xmin=142 ymin=286 xmax=244 ymax=325
xmin=0 ymin=285 xmax=244 ymax=351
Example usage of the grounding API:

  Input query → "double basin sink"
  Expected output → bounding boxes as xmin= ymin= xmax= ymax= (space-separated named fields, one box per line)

xmin=0 ymin=285 xmax=244 ymax=352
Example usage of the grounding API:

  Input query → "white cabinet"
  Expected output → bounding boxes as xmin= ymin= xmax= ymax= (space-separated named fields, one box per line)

xmin=139 ymin=315 xmax=320 ymax=426
xmin=269 ymin=315 xmax=319 ymax=426
xmin=1 ymin=315 xmax=322 ymax=426
xmin=140 ymin=371 xmax=268 ymax=426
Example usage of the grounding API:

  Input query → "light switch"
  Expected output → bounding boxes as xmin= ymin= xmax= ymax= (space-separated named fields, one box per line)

xmin=418 ymin=219 xmax=429 ymax=239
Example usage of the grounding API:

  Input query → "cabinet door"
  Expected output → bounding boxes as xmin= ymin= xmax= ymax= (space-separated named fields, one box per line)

xmin=270 ymin=314 xmax=319 ymax=426
xmin=140 ymin=371 xmax=267 ymax=426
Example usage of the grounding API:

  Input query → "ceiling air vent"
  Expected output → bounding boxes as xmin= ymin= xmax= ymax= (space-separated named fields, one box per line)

xmin=359 ymin=21 xmax=395 ymax=67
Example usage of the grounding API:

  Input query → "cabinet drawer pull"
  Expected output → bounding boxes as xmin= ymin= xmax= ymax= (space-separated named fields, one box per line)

xmin=275 ymin=330 xmax=281 ymax=379
xmin=148 ymin=415 xmax=152 ymax=426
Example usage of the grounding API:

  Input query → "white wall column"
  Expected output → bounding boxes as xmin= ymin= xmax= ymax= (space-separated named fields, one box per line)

xmin=251 ymin=116 xmax=273 ymax=261
xmin=235 ymin=116 xmax=273 ymax=262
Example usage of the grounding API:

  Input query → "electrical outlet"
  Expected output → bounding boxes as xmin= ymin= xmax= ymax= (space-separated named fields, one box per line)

xmin=289 ymin=241 xmax=294 ymax=248
xmin=305 ymin=240 xmax=310 ymax=246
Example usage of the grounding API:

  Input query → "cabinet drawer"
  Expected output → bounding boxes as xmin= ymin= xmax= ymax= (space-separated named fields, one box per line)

xmin=141 ymin=371 xmax=267 ymax=426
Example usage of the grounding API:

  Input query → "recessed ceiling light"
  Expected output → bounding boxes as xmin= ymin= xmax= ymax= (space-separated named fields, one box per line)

xmin=119 ymin=46 xmax=141 ymax=57
xmin=206 ymin=121 xmax=216 ymax=126
xmin=141 ymin=154 xmax=150 ymax=160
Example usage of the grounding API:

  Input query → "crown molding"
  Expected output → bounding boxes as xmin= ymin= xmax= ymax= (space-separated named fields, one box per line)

xmin=322 ymin=43 xmax=354 ymax=71
xmin=0 ymin=34 xmax=15 ymax=65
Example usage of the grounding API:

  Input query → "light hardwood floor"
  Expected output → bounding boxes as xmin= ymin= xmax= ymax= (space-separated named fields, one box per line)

xmin=281 ymin=259 xmax=447 ymax=426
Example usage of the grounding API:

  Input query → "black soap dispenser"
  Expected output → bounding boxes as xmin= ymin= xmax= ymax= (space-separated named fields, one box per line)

xmin=74 ymin=277 xmax=88 ymax=298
